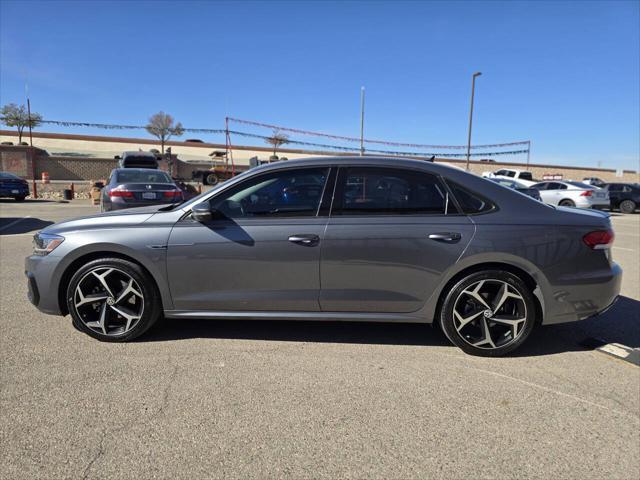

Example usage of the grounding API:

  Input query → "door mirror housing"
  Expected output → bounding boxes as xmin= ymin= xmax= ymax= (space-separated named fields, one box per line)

xmin=191 ymin=202 xmax=212 ymax=223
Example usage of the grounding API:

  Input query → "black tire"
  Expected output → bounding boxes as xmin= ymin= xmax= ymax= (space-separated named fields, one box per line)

xmin=559 ymin=199 xmax=575 ymax=207
xmin=66 ymin=257 xmax=162 ymax=342
xmin=620 ymin=200 xmax=637 ymax=214
xmin=205 ymin=173 xmax=219 ymax=186
xmin=439 ymin=270 xmax=537 ymax=357
xmin=14 ymin=196 xmax=26 ymax=202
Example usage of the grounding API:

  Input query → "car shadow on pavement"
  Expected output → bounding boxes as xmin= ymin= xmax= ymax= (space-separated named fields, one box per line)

xmin=0 ymin=199 xmax=56 ymax=203
xmin=0 ymin=217 xmax=54 ymax=235
xmin=141 ymin=318 xmax=451 ymax=347
xmin=140 ymin=296 xmax=639 ymax=357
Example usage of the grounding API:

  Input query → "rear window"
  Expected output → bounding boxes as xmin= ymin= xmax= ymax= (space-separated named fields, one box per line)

xmin=565 ymin=181 xmax=594 ymax=189
xmin=115 ymin=171 xmax=172 ymax=183
xmin=447 ymin=180 xmax=495 ymax=214
xmin=0 ymin=172 xmax=21 ymax=180
xmin=519 ymin=172 xmax=533 ymax=181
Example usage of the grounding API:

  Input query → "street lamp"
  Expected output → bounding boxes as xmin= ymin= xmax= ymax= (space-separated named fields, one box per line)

xmin=465 ymin=72 xmax=482 ymax=171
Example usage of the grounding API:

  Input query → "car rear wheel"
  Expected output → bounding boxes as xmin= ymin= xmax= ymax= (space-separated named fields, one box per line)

xmin=620 ymin=200 xmax=637 ymax=214
xmin=559 ymin=199 xmax=575 ymax=207
xmin=66 ymin=258 xmax=161 ymax=342
xmin=439 ymin=270 xmax=537 ymax=357
xmin=205 ymin=173 xmax=219 ymax=186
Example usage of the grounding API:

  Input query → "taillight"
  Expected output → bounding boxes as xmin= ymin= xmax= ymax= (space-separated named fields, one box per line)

xmin=580 ymin=190 xmax=593 ymax=197
xmin=109 ymin=188 xmax=134 ymax=198
xmin=583 ymin=229 xmax=614 ymax=249
xmin=163 ymin=190 xmax=182 ymax=199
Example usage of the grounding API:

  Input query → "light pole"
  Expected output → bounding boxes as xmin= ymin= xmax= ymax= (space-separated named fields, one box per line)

xmin=465 ymin=72 xmax=481 ymax=171
xmin=359 ymin=86 xmax=365 ymax=156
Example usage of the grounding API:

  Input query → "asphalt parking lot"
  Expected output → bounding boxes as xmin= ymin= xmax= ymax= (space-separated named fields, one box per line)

xmin=1 ymin=199 xmax=638 ymax=479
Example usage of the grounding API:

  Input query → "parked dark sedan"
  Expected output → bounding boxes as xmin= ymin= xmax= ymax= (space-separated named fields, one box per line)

xmin=101 ymin=168 xmax=183 ymax=212
xmin=26 ymin=157 xmax=621 ymax=357
xmin=602 ymin=183 xmax=640 ymax=213
xmin=488 ymin=178 xmax=541 ymax=201
xmin=0 ymin=172 xmax=29 ymax=201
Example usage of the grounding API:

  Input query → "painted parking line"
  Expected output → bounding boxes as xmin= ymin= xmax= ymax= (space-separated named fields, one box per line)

xmin=579 ymin=338 xmax=640 ymax=367
xmin=0 ymin=216 xmax=32 ymax=233
xmin=613 ymin=246 xmax=637 ymax=252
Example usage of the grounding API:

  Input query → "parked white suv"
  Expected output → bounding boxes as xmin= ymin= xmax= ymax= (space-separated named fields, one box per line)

xmin=531 ymin=181 xmax=609 ymax=209
xmin=483 ymin=169 xmax=536 ymax=186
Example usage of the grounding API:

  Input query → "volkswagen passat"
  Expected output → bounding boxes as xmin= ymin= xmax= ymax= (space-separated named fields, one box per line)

xmin=25 ymin=157 xmax=621 ymax=356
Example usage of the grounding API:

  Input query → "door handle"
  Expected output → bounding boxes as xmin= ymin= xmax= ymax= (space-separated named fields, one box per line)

xmin=428 ymin=232 xmax=462 ymax=243
xmin=288 ymin=234 xmax=320 ymax=246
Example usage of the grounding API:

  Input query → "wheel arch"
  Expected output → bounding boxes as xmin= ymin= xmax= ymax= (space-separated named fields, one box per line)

xmin=427 ymin=260 xmax=545 ymax=328
xmin=57 ymin=250 xmax=164 ymax=316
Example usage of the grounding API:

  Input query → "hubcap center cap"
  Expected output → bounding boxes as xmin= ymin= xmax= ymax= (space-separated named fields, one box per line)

xmin=483 ymin=309 xmax=494 ymax=318
xmin=106 ymin=297 xmax=115 ymax=306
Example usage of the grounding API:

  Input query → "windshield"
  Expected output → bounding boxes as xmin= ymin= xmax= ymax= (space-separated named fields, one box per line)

xmin=178 ymin=168 xmax=256 ymax=210
xmin=115 ymin=170 xmax=172 ymax=183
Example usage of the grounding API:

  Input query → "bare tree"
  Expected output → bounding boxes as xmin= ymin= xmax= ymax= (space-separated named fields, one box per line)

xmin=145 ymin=112 xmax=184 ymax=154
xmin=264 ymin=130 xmax=290 ymax=158
xmin=0 ymin=103 xmax=43 ymax=144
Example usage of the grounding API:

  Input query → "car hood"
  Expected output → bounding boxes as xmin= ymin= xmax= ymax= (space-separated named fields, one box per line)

xmin=40 ymin=204 xmax=173 ymax=235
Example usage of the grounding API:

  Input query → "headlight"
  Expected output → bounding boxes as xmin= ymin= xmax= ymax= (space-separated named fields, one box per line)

xmin=33 ymin=232 xmax=65 ymax=256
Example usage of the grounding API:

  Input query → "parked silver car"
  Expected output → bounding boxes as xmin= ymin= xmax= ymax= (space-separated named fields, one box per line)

xmin=101 ymin=168 xmax=183 ymax=212
xmin=531 ymin=180 xmax=609 ymax=209
xmin=25 ymin=157 xmax=621 ymax=356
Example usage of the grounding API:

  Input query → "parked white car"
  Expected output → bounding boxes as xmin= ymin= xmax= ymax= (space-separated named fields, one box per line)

xmin=482 ymin=169 xmax=537 ymax=186
xmin=531 ymin=180 xmax=609 ymax=209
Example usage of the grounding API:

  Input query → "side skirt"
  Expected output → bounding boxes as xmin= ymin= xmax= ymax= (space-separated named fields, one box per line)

xmin=163 ymin=310 xmax=430 ymax=323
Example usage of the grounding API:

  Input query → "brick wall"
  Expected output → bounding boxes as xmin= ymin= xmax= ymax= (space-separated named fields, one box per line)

xmin=1 ymin=145 xmax=637 ymax=184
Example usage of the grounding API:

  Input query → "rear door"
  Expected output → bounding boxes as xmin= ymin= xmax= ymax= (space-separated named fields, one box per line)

xmin=319 ymin=166 xmax=474 ymax=313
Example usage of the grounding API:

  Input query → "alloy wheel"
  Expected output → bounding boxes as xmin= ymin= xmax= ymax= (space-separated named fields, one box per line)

xmin=452 ymin=279 xmax=527 ymax=350
xmin=73 ymin=267 xmax=144 ymax=336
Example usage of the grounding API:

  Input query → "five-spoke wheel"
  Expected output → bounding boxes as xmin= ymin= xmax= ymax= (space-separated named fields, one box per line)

xmin=440 ymin=270 xmax=536 ymax=356
xmin=67 ymin=258 xmax=161 ymax=341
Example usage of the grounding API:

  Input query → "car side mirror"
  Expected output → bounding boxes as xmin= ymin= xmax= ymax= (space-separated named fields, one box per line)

xmin=191 ymin=202 xmax=212 ymax=223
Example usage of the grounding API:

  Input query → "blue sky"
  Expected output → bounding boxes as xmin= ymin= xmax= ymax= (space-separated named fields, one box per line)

xmin=1 ymin=0 xmax=638 ymax=169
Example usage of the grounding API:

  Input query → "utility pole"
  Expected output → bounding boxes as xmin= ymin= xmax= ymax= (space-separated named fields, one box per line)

xmin=526 ymin=140 xmax=531 ymax=168
xmin=360 ymin=86 xmax=365 ymax=156
xmin=465 ymin=72 xmax=482 ymax=171
xmin=26 ymin=83 xmax=37 ymax=198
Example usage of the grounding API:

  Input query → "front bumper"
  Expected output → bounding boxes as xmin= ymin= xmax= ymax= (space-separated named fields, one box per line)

xmin=25 ymin=254 xmax=64 ymax=315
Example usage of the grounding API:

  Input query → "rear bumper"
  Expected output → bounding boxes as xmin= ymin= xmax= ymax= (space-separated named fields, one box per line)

xmin=0 ymin=186 xmax=29 ymax=197
xmin=542 ymin=262 xmax=622 ymax=324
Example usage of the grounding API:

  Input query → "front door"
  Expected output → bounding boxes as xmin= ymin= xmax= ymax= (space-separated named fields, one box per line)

xmin=319 ymin=166 xmax=475 ymax=313
xmin=167 ymin=167 xmax=331 ymax=312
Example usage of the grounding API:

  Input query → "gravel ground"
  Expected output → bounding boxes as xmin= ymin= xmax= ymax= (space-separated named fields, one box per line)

xmin=1 ymin=199 xmax=638 ymax=479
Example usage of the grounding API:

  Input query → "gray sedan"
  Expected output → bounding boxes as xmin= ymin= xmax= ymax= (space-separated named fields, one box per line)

xmin=25 ymin=157 xmax=621 ymax=356
xmin=101 ymin=168 xmax=183 ymax=211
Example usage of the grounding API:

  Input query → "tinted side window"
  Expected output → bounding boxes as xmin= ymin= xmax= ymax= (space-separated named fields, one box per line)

xmin=519 ymin=172 xmax=533 ymax=181
xmin=210 ymin=168 xmax=329 ymax=218
xmin=532 ymin=182 xmax=548 ymax=190
xmin=446 ymin=180 xmax=495 ymax=214
xmin=335 ymin=167 xmax=448 ymax=215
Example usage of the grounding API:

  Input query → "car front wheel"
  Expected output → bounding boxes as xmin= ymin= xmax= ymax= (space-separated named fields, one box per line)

xmin=439 ymin=270 xmax=537 ymax=356
xmin=66 ymin=258 xmax=161 ymax=342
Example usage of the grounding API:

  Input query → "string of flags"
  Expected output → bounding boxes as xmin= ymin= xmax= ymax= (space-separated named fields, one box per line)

xmin=227 ymin=117 xmax=530 ymax=150
xmin=2 ymin=117 xmax=530 ymax=158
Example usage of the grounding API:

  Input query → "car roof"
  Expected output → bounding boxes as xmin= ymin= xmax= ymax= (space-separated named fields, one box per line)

xmin=122 ymin=151 xmax=157 ymax=157
xmin=112 ymin=168 xmax=167 ymax=173
xmin=249 ymin=156 xmax=465 ymax=176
